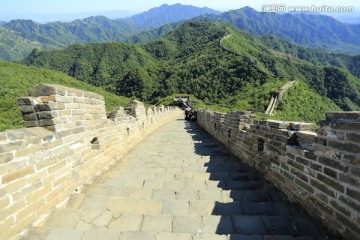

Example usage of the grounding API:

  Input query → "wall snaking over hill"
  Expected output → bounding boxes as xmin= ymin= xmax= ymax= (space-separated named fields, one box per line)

xmin=197 ymin=109 xmax=360 ymax=239
xmin=0 ymin=84 xmax=181 ymax=239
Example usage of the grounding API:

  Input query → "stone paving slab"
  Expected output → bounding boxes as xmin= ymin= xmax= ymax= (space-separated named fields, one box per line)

xmin=24 ymin=117 xmax=334 ymax=240
xmin=108 ymin=213 xmax=142 ymax=232
xmin=141 ymin=214 xmax=172 ymax=232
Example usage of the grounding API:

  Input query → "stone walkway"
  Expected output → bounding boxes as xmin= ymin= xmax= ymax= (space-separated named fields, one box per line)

xmin=24 ymin=117 xmax=333 ymax=240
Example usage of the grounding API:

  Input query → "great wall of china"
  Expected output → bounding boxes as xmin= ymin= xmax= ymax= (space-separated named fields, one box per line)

xmin=196 ymin=109 xmax=360 ymax=239
xmin=0 ymin=84 xmax=182 ymax=239
xmin=0 ymin=84 xmax=359 ymax=239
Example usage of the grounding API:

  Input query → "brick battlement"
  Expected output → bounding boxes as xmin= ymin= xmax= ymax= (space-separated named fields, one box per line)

xmin=197 ymin=109 xmax=360 ymax=239
xmin=0 ymin=84 xmax=182 ymax=239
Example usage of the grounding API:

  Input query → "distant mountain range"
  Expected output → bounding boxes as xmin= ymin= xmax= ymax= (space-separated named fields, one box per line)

xmin=23 ymin=21 xmax=359 ymax=116
xmin=120 ymin=3 xmax=220 ymax=29
xmin=196 ymin=7 xmax=360 ymax=55
xmin=0 ymin=4 xmax=219 ymax=61
xmin=1 ymin=4 xmax=359 ymax=62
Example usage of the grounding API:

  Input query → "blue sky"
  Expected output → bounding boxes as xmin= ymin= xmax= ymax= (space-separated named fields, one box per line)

xmin=1 ymin=0 xmax=359 ymax=22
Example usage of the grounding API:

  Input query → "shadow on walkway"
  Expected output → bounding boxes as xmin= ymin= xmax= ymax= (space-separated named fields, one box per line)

xmin=184 ymin=120 xmax=339 ymax=239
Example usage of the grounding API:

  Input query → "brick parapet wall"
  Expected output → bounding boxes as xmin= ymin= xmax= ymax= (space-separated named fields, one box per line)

xmin=197 ymin=109 xmax=360 ymax=239
xmin=0 ymin=84 xmax=182 ymax=239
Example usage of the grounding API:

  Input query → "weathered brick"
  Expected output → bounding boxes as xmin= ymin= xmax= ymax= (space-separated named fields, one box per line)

xmin=47 ymin=102 xmax=65 ymax=110
xmin=296 ymin=156 xmax=310 ymax=166
xmin=317 ymin=173 xmax=344 ymax=192
xmin=19 ymin=105 xmax=35 ymax=114
xmin=324 ymin=167 xmax=337 ymax=179
xmin=310 ymin=163 xmax=322 ymax=172
xmin=17 ymin=97 xmax=34 ymax=106
xmin=309 ymin=196 xmax=334 ymax=216
xmin=15 ymin=145 xmax=44 ymax=158
xmin=291 ymin=168 xmax=308 ymax=182
xmin=296 ymin=131 xmax=317 ymax=141
xmin=38 ymin=119 xmax=54 ymax=127
xmin=34 ymin=104 xmax=51 ymax=112
xmin=287 ymin=160 xmax=304 ymax=171
xmin=0 ymin=152 xmax=14 ymax=164
xmin=285 ymin=152 xmax=295 ymax=160
xmin=330 ymin=200 xmax=352 ymax=217
xmin=267 ymin=120 xmax=290 ymax=129
xmin=339 ymin=173 xmax=359 ymax=187
xmin=291 ymin=122 xmax=316 ymax=131
xmin=280 ymin=163 xmax=290 ymax=171
xmin=304 ymin=150 xmax=318 ymax=160
xmin=311 ymin=179 xmax=336 ymax=198
xmin=29 ymin=84 xmax=56 ymax=97
xmin=283 ymin=170 xmax=294 ymax=181
xmin=35 ymin=157 xmax=59 ymax=170
xmin=294 ymin=178 xmax=314 ymax=194
xmin=330 ymin=121 xmax=360 ymax=131
xmin=318 ymin=156 xmax=348 ymax=172
xmin=336 ymin=212 xmax=360 ymax=234
xmin=314 ymin=137 xmax=328 ymax=146
xmin=36 ymin=111 xmax=54 ymax=120
xmin=0 ymin=141 xmax=25 ymax=152
xmin=275 ymin=134 xmax=288 ymax=143
xmin=23 ymin=114 xmax=37 ymax=121
xmin=47 ymin=160 xmax=67 ymax=174
xmin=0 ymin=195 xmax=10 ymax=209
xmin=328 ymin=140 xmax=360 ymax=154
xmin=26 ymin=186 xmax=52 ymax=202
xmin=41 ymin=95 xmax=56 ymax=103
xmin=2 ymin=166 xmax=34 ymax=184
xmin=342 ymin=154 xmax=360 ymax=165
xmin=346 ymin=187 xmax=360 ymax=202
xmin=346 ymin=132 xmax=360 ymax=144
xmin=24 ymin=121 xmax=39 ymax=128
xmin=350 ymin=167 xmax=360 ymax=178
xmin=12 ymin=180 xmax=42 ymax=202
xmin=326 ymin=112 xmax=360 ymax=121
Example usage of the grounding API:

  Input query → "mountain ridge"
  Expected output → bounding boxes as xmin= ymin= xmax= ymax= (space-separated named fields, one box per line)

xmin=196 ymin=7 xmax=360 ymax=54
xmin=23 ymin=21 xmax=359 ymax=121
xmin=2 ymin=5 xmax=360 ymax=61
xmin=0 ymin=4 xmax=219 ymax=61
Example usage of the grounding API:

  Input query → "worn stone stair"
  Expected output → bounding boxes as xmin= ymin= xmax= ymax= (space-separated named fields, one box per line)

xmin=22 ymin=118 xmax=334 ymax=240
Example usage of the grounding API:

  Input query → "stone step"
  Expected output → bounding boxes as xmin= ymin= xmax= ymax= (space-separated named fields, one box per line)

xmin=39 ymin=206 xmax=329 ymax=237
xmin=23 ymin=226 xmax=331 ymax=240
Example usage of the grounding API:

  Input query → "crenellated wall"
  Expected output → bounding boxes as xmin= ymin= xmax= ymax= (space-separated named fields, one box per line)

xmin=0 ymin=84 xmax=182 ymax=239
xmin=197 ymin=109 xmax=360 ymax=239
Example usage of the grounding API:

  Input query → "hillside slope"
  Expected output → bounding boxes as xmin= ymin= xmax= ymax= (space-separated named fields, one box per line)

xmin=0 ymin=60 xmax=130 ymax=131
xmin=1 ymin=4 xmax=219 ymax=61
xmin=24 ymin=21 xmax=356 ymax=122
xmin=197 ymin=7 xmax=360 ymax=54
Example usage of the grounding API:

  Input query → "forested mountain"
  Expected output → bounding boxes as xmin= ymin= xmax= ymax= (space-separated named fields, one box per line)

xmin=120 ymin=3 xmax=220 ymax=29
xmin=197 ymin=7 xmax=360 ymax=54
xmin=24 ymin=21 xmax=360 ymax=122
xmin=1 ymin=4 xmax=218 ymax=61
xmin=3 ymin=5 xmax=360 ymax=62
xmin=259 ymin=35 xmax=360 ymax=78
xmin=0 ymin=26 xmax=55 ymax=62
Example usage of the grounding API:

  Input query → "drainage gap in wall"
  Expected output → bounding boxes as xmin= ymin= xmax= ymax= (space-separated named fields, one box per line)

xmin=258 ymin=138 xmax=264 ymax=152
xmin=214 ymin=123 xmax=217 ymax=130
xmin=91 ymin=137 xmax=99 ymax=150
xmin=228 ymin=129 xmax=232 ymax=139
